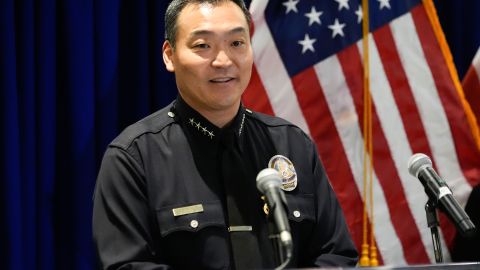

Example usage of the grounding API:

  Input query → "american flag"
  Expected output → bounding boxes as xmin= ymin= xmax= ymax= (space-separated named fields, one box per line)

xmin=243 ymin=0 xmax=480 ymax=265
xmin=463 ymin=48 xmax=480 ymax=129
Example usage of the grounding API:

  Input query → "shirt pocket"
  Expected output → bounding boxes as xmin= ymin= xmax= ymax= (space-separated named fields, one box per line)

xmin=156 ymin=200 xmax=226 ymax=237
xmin=284 ymin=193 xmax=316 ymax=223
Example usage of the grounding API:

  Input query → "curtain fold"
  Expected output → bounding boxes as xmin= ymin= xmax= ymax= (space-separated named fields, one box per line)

xmin=434 ymin=0 xmax=480 ymax=79
xmin=1 ymin=1 xmax=176 ymax=269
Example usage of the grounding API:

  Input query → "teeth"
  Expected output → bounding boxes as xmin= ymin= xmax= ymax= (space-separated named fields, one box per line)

xmin=211 ymin=78 xmax=231 ymax=82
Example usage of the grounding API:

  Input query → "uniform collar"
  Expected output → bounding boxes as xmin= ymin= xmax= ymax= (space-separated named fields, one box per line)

xmin=172 ymin=96 xmax=246 ymax=148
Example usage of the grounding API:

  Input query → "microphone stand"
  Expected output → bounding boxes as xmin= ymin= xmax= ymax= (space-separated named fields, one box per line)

xmin=266 ymin=197 xmax=292 ymax=270
xmin=425 ymin=199 xmax=443 ymax=263
xmin=269 ymin=233 xmax=292 ymax=270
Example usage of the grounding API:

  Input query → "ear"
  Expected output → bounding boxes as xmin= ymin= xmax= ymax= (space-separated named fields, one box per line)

xmin=162 ymin=41 xmax=175 ymax=72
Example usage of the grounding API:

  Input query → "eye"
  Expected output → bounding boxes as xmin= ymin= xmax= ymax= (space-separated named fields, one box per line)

xmin=193 ymin=43 xmax=210 ymax=49
xmin=232 ymin=40 xmax=245 ymax=47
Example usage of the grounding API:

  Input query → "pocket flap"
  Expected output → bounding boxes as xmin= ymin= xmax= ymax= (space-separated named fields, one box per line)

xmin=285 ymin=194 xmax=315 ymax=222
xmin=156 ymin=201 xmax=225 ymax=237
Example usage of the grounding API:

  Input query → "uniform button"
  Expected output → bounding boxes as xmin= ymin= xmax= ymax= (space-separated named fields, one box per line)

xmin=190 ymin=219 xmax=199 ymax=228
xmin=293 ymin=210 xmax=301 ymax=218
xmin=167 ymin=111 xmax=175 ymax=118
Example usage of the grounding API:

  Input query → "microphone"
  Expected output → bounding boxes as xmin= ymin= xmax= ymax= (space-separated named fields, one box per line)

xmin=256 ymin=168 xmax=293 ymax=252
xmin=408 ymin=153 xmax=476 ymax=236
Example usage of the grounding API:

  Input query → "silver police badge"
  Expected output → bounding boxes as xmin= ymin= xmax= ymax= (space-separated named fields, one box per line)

xmin=268 ymin=155 xmax=297 ymax=191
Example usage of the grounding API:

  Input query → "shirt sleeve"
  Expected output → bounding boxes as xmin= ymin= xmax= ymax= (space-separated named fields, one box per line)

xmin=92 ymin=146 xmax=170 ymax=270
xmin=308 ymin=146 xmax=359 ymax=267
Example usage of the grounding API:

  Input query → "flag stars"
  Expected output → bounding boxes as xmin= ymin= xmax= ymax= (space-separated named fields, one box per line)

xmin=282 ymin=0 xmax=299 ymax=14
xmin=298 ymin=34 xmax=317 ymax=54
xmin=355 ymin=6 xmax=363 ymax=24
xmin=304 ymin=6 xmax=323 ymax=26
xmin=328 ymin=18 xmax=346 ymax=38
xmin=378 ymin=0 xmax=391 ymax=10
xmin=334 ymin=0 xmax=350 ymax=11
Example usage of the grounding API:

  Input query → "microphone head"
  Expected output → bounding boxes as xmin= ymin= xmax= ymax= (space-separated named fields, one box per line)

xmin=256 ymin=168 xmax=282 ymax=193
xmin=408 ymin=153 xmax=432 ymax=178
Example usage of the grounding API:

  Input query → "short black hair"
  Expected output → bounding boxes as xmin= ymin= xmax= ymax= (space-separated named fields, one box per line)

xmin=164 ymin=0 xmax=251 ymax=48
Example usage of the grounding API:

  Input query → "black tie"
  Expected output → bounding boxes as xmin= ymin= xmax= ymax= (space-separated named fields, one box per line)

xmin=220 ymin=128 xmax=264 ymax=269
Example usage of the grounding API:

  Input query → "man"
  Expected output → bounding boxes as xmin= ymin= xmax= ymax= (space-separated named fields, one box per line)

xmin=92 ymin=0 xmax=358 ymax=269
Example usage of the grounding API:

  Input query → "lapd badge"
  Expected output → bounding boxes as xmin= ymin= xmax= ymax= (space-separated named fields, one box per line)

xmin=268 ymin=155 xmax=297 ymax=191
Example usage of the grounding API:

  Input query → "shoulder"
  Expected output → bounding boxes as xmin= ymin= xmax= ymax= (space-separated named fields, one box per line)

xmin=109 ymin=103 xmax=177 ymax=151
xmin=245 ymin=108 xmax=318 ymax=166
xmin=246 ymin=109 xmax=311 ymax=142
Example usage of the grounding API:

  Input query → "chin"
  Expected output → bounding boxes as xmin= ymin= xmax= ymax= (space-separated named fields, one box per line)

xmin=209 ymin=97 xmax=240 ymax=110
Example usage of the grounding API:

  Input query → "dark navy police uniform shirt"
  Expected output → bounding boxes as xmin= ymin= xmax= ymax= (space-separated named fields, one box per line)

xmin=93 ymin=96 xmax=358 ymax=269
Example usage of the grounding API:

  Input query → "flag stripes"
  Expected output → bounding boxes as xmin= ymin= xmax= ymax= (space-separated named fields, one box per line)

xmin=290 ymin=66 xmax=367 ymax=256
xmin=462 ymin=49 xmax=480 ymax=130
xmin=356 ymin=38 xmax=433 ymax=263
xmin=411 ymin=7 xmax=477 ymax=193
xmin=244 ymin=0 xmax=480 ymax=264
xmin=242 ymin=66 xmax=274 ymax=115
xmin=371 ymin=19 xmax=445 ymax=263
xmin=313 ymin=52 xmax=406 ymax=265
xmin=250 ymin=1 xmax=310 ymax=133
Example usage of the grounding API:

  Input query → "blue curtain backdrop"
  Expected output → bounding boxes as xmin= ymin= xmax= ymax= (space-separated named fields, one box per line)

xmin=435 ymin=1 xmax=480 ymax=79
xmin=0 ymin=0 xmax=478 ymax=269
xmin=0 ymin=0 xmax=178 ymax=269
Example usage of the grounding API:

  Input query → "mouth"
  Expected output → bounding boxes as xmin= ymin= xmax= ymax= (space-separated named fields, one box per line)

xmin=209 ymin=77 xmax=235 ymax=83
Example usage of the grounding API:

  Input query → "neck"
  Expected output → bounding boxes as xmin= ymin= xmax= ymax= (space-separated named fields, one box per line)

xmin=180 ymin=96 xmax=240 ymax=128
xmin=198 ymin=102 xmax=240 ymax=128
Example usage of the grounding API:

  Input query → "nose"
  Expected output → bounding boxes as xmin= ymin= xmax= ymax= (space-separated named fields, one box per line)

xmin=211 ymin=49 xmax=232 ymax=68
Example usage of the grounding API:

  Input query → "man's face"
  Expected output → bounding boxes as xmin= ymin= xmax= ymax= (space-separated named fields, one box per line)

xmin=163 ymin=1 xmax=253 ymax=116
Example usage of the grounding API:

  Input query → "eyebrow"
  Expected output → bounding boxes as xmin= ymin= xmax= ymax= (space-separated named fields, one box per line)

xmin=189 ymin=26 xmax=248 ymax=39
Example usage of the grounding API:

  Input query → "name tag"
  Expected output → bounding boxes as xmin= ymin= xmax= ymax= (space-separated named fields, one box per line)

xmin=172 ymin=204 xmax=204 ymax=217
xmin=228 ymin=226 xmax=253 ymax=232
